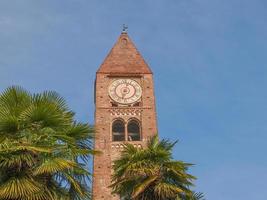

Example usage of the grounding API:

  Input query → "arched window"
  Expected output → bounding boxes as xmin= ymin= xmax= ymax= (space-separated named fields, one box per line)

xmin=127 ymin=120 xmax=141 ymax=141
xmin=112 ymin=120 xmax=125 ymax=141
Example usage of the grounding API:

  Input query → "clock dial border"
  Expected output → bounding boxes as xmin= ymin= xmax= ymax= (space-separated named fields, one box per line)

xmin=108 ymin=79 xmax=142 ymax=105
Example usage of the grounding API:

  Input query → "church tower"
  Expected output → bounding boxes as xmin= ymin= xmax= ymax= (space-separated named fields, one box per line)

xmin=92 ymin=30 xmax=158 ymax=200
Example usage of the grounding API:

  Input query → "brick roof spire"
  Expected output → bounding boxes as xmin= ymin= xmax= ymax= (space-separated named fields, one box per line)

xmin=97 ymin=32 xmax=152 ymax=74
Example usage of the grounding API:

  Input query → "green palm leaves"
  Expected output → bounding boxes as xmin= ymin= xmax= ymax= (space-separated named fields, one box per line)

xmin=111 ymin=136 xmax=204 ymax=200
xmin=0 ymin=86 xmax=94 ymax=200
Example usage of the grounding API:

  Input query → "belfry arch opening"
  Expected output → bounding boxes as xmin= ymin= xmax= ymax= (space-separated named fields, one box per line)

xmin=127 ymin=119 xmax=141 ymax=141
xmin=112 ymin=119 xmax=125 ymax=141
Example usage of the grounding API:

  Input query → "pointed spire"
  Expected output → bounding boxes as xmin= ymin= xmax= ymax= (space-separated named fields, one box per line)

xmin=97 ymin=31 xmax=152 ymax=74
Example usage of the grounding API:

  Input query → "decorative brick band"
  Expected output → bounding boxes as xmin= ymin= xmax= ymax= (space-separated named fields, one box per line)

xmin=109 ymin=108 xmax=143 ymax=116
xmin=111 ymin=143 xmax=143 ymax=149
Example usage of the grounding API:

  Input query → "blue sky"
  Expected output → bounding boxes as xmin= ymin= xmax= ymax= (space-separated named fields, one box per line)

xmin=1 ymin=0 xmax=267 ymax=199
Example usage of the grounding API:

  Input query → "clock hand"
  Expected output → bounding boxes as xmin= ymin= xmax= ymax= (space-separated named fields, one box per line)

xmin=121 ymin=83 xmax=128 ymax=99
xmin=122 ymin=92 xmax=126 ymax=99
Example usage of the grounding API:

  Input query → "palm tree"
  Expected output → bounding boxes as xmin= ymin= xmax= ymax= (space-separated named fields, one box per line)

xmin=110 ymin=136 xmax=202 ymax=200
xmin=0 ymin=86 xmax=94 ymax=200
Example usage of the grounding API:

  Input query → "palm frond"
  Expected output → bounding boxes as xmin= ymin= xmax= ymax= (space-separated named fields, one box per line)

xmin=33 ymin=158 xmax=77 ymax=175
xmin=131 ymin=175 xmax=158 ymax=198
xmin=0 ymin=177 xmax=43 ymax=199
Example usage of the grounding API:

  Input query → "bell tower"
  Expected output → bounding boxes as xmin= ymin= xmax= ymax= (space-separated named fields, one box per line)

xmin=92 ymin=30 xmax=158 ymax=200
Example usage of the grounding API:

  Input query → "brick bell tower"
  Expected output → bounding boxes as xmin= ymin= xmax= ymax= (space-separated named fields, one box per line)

xmin=92 ymin=29 xmax=158 ymax=200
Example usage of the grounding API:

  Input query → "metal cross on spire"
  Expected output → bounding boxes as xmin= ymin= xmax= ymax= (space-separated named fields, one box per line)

xmin=122 ymin=24 xmax=128 ymax=33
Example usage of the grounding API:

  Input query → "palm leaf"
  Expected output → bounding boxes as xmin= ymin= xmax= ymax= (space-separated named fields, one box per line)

xmin=33 ymin=158 xmax=77 ymax=175
xmin=131 ymin=175 xmax=158 ymax=198
xmin=0 ymin=177 xmax=43 ymax=199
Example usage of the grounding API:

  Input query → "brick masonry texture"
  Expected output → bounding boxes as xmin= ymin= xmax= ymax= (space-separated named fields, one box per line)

xmin=92 ymin=33 xmax=158 ymax=200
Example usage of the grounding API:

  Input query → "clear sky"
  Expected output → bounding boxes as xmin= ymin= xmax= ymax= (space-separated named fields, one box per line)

xmin=1 ymin=0 xmax=267 ymax=199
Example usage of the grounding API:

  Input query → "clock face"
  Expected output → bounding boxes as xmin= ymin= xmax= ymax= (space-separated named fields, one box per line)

xmin=108 ymin=79 xmax=142 ymax=104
